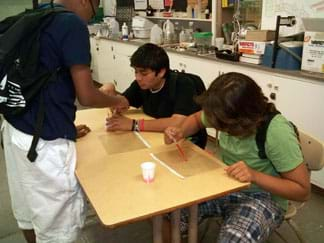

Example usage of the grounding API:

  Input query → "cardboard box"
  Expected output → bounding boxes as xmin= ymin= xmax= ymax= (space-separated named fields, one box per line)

xmin=245 ymin=30 xmax=276 ymax=41
xmin=301 ymin=31 xmax=324 ymax=73
xmin=301 ymin=18 xmax=324 ymax=73
xmin=238 ymin=41 xmax=269 ymax=55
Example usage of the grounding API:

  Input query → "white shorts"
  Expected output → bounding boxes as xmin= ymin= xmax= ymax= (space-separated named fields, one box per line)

xmin=2 ymin=120 xmax=86 ymax=243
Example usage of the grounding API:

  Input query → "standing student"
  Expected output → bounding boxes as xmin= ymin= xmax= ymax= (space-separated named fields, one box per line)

xmin=2 ymin=0 xmax=128 ymax=243
xmin=165 ymin=72 xmax=310 ymax=242
xmin=103 ymin=43 xmax=207 ymax=148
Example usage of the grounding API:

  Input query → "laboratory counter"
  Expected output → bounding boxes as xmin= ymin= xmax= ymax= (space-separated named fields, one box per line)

xmin=100 ymin=37 xmax=324 ymax=83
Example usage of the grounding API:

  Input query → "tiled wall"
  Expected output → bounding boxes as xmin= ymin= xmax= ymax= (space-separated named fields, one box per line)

xmin=0 ymin=0 xmax=32 ymax=20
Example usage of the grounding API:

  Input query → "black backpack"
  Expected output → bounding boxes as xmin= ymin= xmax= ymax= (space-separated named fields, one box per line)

xmin=169 ymin=70 xmax=206 ymax=99
xmin=256 ymin=110 xmax=300 ymax=159
xmin=0 ymin=7 xmax=68 ymax=162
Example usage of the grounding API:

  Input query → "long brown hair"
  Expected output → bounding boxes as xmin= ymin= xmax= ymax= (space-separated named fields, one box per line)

xmin=196 ymin=72 xmax=276 ymax=137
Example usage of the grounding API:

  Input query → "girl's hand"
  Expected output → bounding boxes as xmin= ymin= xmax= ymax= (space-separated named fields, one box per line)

xmin=225 ymin=161 xmax=257 ymax=183
xmin=164 ymin=127 xmax=184 ymax=144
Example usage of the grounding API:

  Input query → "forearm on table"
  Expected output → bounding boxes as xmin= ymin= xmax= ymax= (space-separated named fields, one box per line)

xmin=137 ymin=114 xmax=186 ymax=132
xmin=180 ymin=112 xmax=204 ymax=138
xmin=253 ymin=163 xmax=311 ymax=202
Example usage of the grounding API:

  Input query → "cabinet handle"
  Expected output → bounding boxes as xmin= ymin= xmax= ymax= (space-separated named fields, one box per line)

xmin=270 ymin=92 xmax=276 ymax=100
xmin=96 ymin=48 xmax=99 ymax=51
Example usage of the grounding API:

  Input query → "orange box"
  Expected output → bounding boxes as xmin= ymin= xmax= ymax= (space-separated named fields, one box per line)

xmin=238 ymin=40 xmax=269 ymax=55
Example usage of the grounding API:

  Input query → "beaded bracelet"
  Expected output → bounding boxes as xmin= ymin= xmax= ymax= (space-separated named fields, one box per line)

xmin=134 ymin=120 xmax=140 ymax=132
xmin=131 ymin=119 xmax=136 ymax=131
xmin=138 ymin=119 xmax=144 ymax=131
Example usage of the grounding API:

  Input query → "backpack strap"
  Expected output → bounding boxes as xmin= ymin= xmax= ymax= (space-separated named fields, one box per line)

xmin=27 ymin=89 xmax=45 ymax=162
xmin=27 ymin=68 xmax=60 ymax=162
xmin=255 ymin=110 xmax=281 ymax=159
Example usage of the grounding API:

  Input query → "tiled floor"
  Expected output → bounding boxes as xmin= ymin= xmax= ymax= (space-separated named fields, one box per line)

xmin=1 ymin=141 xmax=324 ymax=243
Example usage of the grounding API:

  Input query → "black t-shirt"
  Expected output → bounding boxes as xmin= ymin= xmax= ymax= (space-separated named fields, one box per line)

xmin=123 ymin=71 xmax=207 ymax=148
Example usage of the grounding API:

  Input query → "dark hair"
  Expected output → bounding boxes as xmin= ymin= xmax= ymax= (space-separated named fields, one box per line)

xmin=130 ymin=43 xmax=170 ymax=76
xmin=196 ymin=72 xmax=277 ymax=137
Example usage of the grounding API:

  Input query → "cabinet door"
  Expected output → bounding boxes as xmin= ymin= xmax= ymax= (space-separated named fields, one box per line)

xmin=168 ymin=52 xmax=220 ymax=89
xmin=113 ymin=43 xmax=137 ymax=92
xmin=113 ymin=54 xmax=134 ymax=92
xmin=90 ymin=37 xmax=99 ymax=82
xmin=215 ymin=63 xmax=277 ymax=105
xmin=97 ymin=39 xmax=115 ymax=84
xmin=271 ymin=77 xmax=324 ymax=139
xmin=272 ymin=76 xmax=324 ymax=188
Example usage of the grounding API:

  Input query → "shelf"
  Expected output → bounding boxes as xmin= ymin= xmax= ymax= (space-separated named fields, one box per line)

xmin=145 ymin=16 xmax=212 ymax=22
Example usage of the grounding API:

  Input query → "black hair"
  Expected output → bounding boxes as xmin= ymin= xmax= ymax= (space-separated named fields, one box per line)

xmin=196 ymin=72 xmax=276 ymax=137
xmin=130 ymin=43 xmax=170 ymax=77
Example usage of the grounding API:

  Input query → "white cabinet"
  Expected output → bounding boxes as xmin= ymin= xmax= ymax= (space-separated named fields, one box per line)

xmin=90 ymin=37 xmax=136 ymax=92
xmin=90 ymin=37 xmax=99 ymax=82
xmin=113 ymin=42 xmax=136 ymax=92
xmin=90 ymin=37 xmax=114 ymax=84
xmin=97 ymin=39 xmax=115 ymax=84
xmin=167 ymin=52 xmax=221 ymax=89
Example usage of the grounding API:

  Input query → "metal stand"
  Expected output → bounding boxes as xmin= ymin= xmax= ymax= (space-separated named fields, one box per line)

xmin=271 ymin=15 xmax=296 ymax=68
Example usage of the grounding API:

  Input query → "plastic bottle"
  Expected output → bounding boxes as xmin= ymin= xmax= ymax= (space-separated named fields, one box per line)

xmin=150 ymin=24 xmax=163 ymax=45
xmin=194 ymin=4 xmax=201 ymax=19
xmin=109 ymin=17 xmax=119 ymax=39
xmin=146 ymin=5 xmax=154 ymax=16
xmin=187 ymin=21 xmax=194 ymax=42
xmin=173 ymin=22 xmax=180 ymax=43
xmin=186 ymin=5 xmax=192 ymax=18
xmin=122 ymin=22 xmax=128 ymax=40
xmin=197 ymin=0 xmax=202 ymax=19
xmin=179 ymin=28 xmax=187 ymax=43
xmin=163 ymin=19 xmax=175 ymax=44
xmin=205 ymin=9 xmax=210 ymax=19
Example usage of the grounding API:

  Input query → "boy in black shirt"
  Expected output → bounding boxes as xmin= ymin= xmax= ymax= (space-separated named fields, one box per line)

xmin=103 ymin=43 xmax=207 ymax=148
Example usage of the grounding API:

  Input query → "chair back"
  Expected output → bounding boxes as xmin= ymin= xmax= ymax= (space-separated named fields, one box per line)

xmin=299 ymin=130 xmax=324 ymax=171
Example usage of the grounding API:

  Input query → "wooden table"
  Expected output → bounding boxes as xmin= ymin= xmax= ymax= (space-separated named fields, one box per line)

xmin=75 ymin=108 xmax=249 ymax=243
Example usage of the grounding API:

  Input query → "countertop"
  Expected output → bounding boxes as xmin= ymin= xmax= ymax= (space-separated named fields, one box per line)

xmin=96 ymin=36 xmax=324 ymax=83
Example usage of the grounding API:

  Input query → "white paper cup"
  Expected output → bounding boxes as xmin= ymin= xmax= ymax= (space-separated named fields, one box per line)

xmin=141 ymin=162 xmax=156 ymax=183
xmin=215 ymin=37 xmax=224 ymax=50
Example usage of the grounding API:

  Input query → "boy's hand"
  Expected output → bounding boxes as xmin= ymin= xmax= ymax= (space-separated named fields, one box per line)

xmin=99 ymin=82 xmax=117 ymax=96
xmin=114 ymin=95 xmax=129 ymax=113
xmin=225 ymin=161 xmax=256 ymax=183
xmin=76 ymin=124 xmax=91 ymax=138
xmin=106 ymin=113 xmax=133 ymax=131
